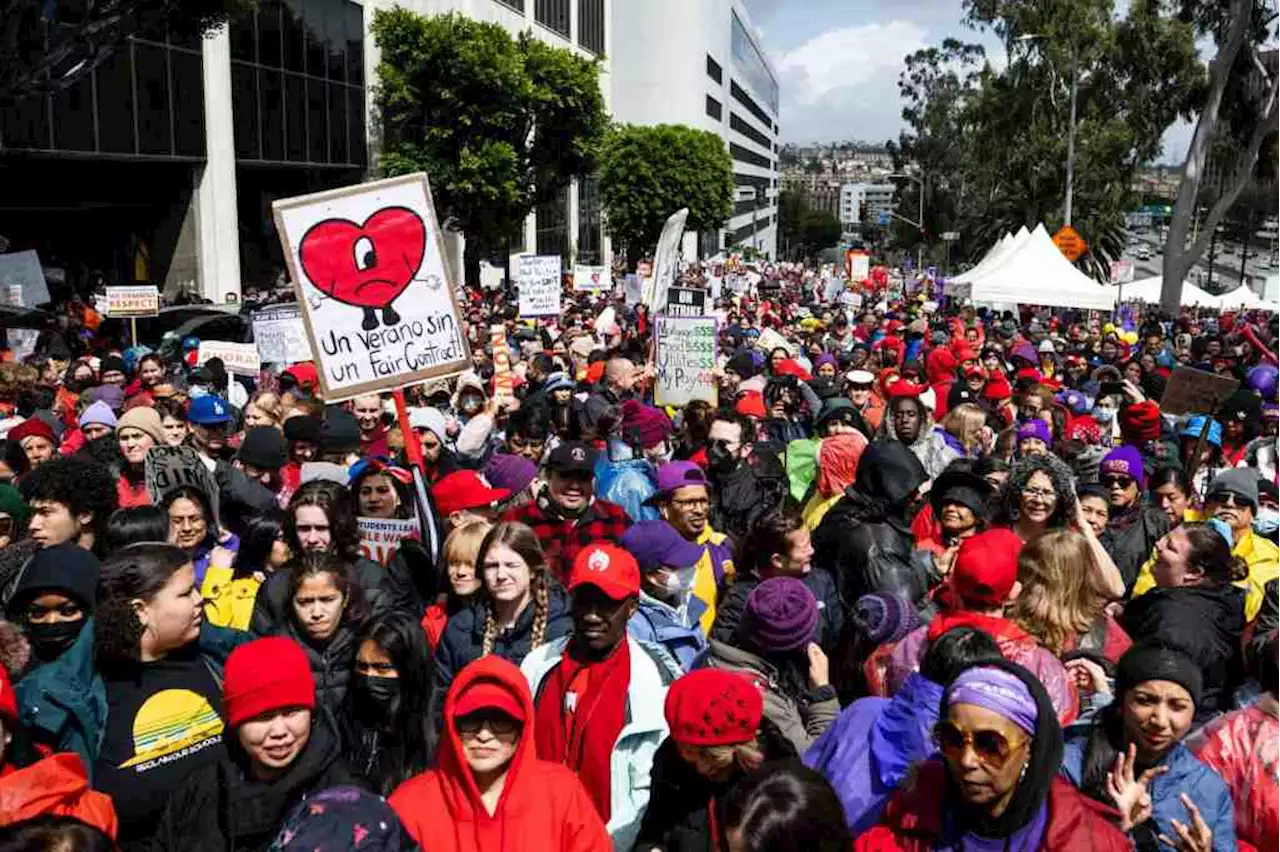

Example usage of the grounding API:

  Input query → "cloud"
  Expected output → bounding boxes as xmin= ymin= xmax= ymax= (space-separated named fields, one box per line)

xmin=775 ymin=21 xmax=929 ymax=106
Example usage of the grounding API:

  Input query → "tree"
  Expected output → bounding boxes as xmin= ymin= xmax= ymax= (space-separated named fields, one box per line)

xmin=597 ymin=123 xmax=733 ymax=265
xmin=372 ymin=10 xmax=607 ymax=285
xmin=1161 ymin=0 xmax=1278 ymax=313
xmin=777 ymin=188 xmax=807 ymax=259
xmin=1 ymin=0 xmax=249 ymax=105
xmin=800 ymin=211 xmax=843 ymax=254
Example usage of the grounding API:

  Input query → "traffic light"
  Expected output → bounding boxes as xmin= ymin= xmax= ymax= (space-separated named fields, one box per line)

xmin=859 ymin=200 xmax=868 ymax=223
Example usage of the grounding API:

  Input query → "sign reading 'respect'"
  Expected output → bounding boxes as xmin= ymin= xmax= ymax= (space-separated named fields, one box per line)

xmin=273 ymin=173 xmax=470 ymax=400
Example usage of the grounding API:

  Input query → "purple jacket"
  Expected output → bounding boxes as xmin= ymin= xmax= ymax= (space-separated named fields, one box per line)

xmin=803 ymin=672 xmax=943 ymax=834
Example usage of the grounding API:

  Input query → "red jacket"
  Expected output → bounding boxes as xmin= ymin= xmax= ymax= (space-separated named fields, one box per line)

xmin=855 ymin=761 xmax=1131 ymax=852
xmin=0 ymin=753 xmax=118 ymax=838
xmin=389 ymin=656 xmax=609 ymax=852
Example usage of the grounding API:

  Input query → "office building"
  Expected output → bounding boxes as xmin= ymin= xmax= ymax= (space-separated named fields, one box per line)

xmin=840 ymin=182 xmax=897 ymax=230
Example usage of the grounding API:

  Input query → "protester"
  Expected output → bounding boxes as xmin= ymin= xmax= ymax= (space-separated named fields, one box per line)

xmin=113 ymin=406 xmax=165 ymax=508
xmin=620 ymin=519 xmax=710 ymax=671
xmin=280 ymin=551 xmax=367 ymax=716
xmin=201 ymin=510 xmax=289 ymax=629
xmin=647 ymin=461 xmax=734 ymax=631
xmin=18 ymin=456 xmax=117 ymax=555
xmin=722 ymin=761 xmax=852 ymax=852
xmin=422 ymin=520 xmax=491 ymax=651
xmin=5 ymin=544 xmax=98 ymax=671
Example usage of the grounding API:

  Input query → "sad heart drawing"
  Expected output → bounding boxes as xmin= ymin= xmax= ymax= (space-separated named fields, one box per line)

xmin=299 ymin=206 xmax=427 ymax=330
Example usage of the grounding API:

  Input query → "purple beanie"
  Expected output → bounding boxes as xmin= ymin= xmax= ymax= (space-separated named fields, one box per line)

xmin=854 ymin=592 xmax=920 ymax=645
xmin=948 ymin=666 xmax=1038 ymax=735
xmin=1017 ymin=419 xmax=1051 ymax=446
xmin=484 ymin=453 xmax=538 ymax=494
xmin=739 ymin=577 xmax=819 ymax=652
xmin=1100 ymin=444 xmax=1146 ymax=490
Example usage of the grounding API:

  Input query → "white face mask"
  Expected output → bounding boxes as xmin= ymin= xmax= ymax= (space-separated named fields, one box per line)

xmin=1094 ymin=406 xmax=1116 ymax=424
xmin=661 ymin=566 xmax=698 ymax=596
xmin=1255 ymin=507 xmax=1279 ymax=536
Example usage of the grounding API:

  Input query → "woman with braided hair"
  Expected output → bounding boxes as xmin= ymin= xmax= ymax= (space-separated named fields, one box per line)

xmin=431 ymin=522 xmax=571 ymax=729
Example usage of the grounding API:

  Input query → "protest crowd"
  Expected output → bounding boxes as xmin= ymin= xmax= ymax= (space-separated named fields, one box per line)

xmin=0 ymin=249 xmax=1276 ymax=852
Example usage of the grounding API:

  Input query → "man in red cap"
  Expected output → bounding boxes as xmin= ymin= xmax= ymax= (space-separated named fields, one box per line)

xmin=432 ymin=470 xmax=510 ymax=531
xmin=522 ymin=543 xmax=682 ymax=851
xmin=871 ymin=528 xmax=1079 ymax=726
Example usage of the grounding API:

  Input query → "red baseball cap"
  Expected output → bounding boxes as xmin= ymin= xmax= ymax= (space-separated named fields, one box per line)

xmin=568 ymin=543 xmax=640 ymax=601
xmin=950 ymin=528 xmax=1023 ymax=609
xmin=884 ymin=377 xmax=924 ymax=398
xmin=432 ymin=470 xmax=510 ymax=516
xmin=453 ymin=680 xmax=526 ymax=722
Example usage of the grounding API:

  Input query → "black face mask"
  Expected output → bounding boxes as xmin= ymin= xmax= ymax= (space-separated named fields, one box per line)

xmin=25 ymin=619 xmax=85 ymax=663
xmin=353 ymin=674 xmax=402 ymax=727
xmin=706 ymin=442 xmax=738 ymax=476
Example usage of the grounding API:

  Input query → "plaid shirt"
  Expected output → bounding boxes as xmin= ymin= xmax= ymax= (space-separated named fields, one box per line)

xmin=503 ymin=496 xmax=632 ymax=584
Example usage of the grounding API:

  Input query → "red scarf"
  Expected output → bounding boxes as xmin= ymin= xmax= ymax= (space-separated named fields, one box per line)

xmin=533 ymin=639 xmax=631 ymax=821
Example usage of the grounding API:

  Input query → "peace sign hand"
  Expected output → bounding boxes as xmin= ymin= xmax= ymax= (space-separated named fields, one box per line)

xmin=1105 ymin=743 xmax=1167 ymax=832
xmin=1158 ymin=794 xmax=1213 ymax=852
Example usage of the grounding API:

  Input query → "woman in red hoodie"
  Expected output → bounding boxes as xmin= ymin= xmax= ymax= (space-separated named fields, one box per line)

xmin=389 ymin=655 xmax=608 ymax=851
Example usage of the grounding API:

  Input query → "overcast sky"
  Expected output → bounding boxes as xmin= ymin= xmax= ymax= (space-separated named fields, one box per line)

xmin=742 ymin=0 xmax=1194 ymax=164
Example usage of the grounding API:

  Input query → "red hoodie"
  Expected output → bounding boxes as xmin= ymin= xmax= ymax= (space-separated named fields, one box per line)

xmin=0 ymin=753 xmax=118 ymax=837
xmin=389 ymin=656 xmax=609 ymax=852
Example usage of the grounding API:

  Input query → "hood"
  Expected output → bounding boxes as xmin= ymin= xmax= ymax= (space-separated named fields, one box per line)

xmin=882 ymin=402 xmax=937 ymax=450
xmin=925 ymin=347 xmax=958 ymax=386
xmin=854 ymin=440 xmax=928 ymax=507
xmin=438 ymin=655 xmax=535 ymax=821
xmin=869 ymin=672 xmax=943 ymax=788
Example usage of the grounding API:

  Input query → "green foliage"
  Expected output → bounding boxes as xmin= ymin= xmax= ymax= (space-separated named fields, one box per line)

xmin=597 ymin=123 xmax=733 ymax=263
xmin=889 ymin=0 xmax=1204 ymax=279
xmin=778 ymin=189 xmax=842 ymax=259
xmin=1 ymin=0 xmax=252 ymax=105
xmin=372 ymin=9 xmax=607 ymax=276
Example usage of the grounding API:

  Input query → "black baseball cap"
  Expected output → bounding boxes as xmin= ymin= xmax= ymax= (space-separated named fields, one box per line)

xmin=546 ymin=441 xmax=597 ymax=475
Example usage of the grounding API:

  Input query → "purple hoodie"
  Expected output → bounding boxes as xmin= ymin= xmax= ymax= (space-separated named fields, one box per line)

xmin=803 ymin=671 xmax=944 ymax=833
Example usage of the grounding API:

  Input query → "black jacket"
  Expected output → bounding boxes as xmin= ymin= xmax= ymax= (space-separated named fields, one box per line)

xmin=250 ymin=557 xmax=394 ymax=637
xmin=1123 ymin=584 xmax=1247 ymax=722
xmin=634 ymin=717 xmax=797 ymax=852
xmin=812 ymin=440 xmax=932 ymax=610
xmin=712 ymin=568 xmax=843 ymax=653
xmin=1100 ymin=504 xmax=1171 ymax=593
xmin=152 ymin=712 xmax=363 ymax=852
xmin=708 ymin=456 xmax=789 ymax=542
xmin=282 ymin=618 xmax=361 ymax=719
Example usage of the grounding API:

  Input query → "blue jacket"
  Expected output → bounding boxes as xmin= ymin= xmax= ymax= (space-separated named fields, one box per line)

xmin=15 ymin=618 xmax=248 ymax=780
xmin=804 ymin=672 xmax=943 ymax=834
xmin=1061 ymin=734 xmax=1237 ymax=852
xmin=595 ymin=455 xmax=660 ymax=523
xmin=627 ymin=591 xmax=708 ymax=672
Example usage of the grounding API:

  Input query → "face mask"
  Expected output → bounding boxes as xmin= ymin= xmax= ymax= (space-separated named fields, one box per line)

xmin=1094 ymin=407 xmax=1115 ymax=424
xmin=353 ymin=674 xmax=402 ymax=727
xmin=25 ymin=619 xmax=85 ymax=663
xmin=188 ymin=385 xmax=208 ymax=399
xmin=662 ymin=566 xmax=698 ymax=596
xmin=1255 ymin=507 xmax=1279 ymax=536
xmin=706 ymin=443 xmax=736 ymax=475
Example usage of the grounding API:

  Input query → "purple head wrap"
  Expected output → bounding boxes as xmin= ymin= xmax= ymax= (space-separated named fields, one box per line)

xmin=947 ymin=666 xmax=1039 ymax=735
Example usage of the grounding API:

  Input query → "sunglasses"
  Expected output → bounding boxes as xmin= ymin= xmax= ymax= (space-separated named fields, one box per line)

xmin=456 ymin=712 xmax=520 ymax=737
xmin=933 ymin=719 xmax=1028 ymax=768
xmin=1207 ymin=491 xmax=1254 ymax=510
xmin=1100 ymin=475 xmax=1134 ymax=489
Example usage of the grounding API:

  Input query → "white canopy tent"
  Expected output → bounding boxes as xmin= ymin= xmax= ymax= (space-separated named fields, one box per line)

xmin=949 ymin=226 xmax=1030 ymax=284
xmin=947 ymin=225 xmax=1117 ymax=310
xmin=1124 ymin=277 xmax=1277 ymax=312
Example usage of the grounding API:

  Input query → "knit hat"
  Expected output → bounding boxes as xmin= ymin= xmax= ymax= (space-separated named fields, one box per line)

xmin=542 ymin=372 xmax=575 ymax=394
xmin=738 ymin=577 xmax=819 ymax=652
xmin=1100 ymin=445 xmax=1146 ymax=490
xmin=950 ymin=528 xmax=1022 ymax=609
xmin=725 ymin=352 xmax=760 ymax=381
xmin=223 ymin=637 xmax=316 ymax=727
xmin=620 ymin=400 xmax=673 ymax=448
xmin=1207 ymin=468 xmax=1260 ymax=506
xmin=320 ymin=408 xmax=362 ymax=454
xmin=85 ymin=384 xmax=126 ymax=412
xmin=1115 ymin=641 xmax=1203 ymax=709
xmin=99 ymin=355 xmax=127 ymax=377
xmin=407 ymin=407 xmax=447 ymax=444
xmin=79 ymin=401 xmax=118 ymax=430
xmin=8 ymin=542 xmax=99 ymax=613
xmin=284 ymin=415 xmax=322 ymax=443
xmin=1016 ymin=419 xmax=1051 ymax=446
xmin=1119 ymin=400 xmax=1162 ymax=445
xmin=854 ymin=592 xmax=920 ymax=645
xmin=116 ymin=406 xmax=166 ymax=446
xmin=237 ymin=426 xmax=288 ymax=470
xmin=664 ymin=669 xmax=764 ymax=747
xmin=8 ymin=417 xmax=55 ymax=447
xmin=273 ymin=787 xmax=408 ymax=852
xmin=0 ymin=484 xmax=29 ymax=532
xmin=484 ymin=453 xmax=538 ymax=494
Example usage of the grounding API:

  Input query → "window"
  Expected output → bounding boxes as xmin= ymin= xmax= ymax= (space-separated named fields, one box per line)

xmin=726 ymin=220 xmax=761 ymax=246
xmin=536 ymin=184 xmax=569 ymax=259
xmin=729 ymin=112 xmax=770 ymax=149
xmin=729 ymin=142 xmax=770 ymax=169
xmin=96 ymin=49 xmax=135 ymax=154
xmin=535 ymin=0 xmax=570 ymax=37
xmin=51 ymin=73 xmax=95 ymax=152
xmin=734 ymin=198 xmax=759 ymax=217
xmin=578 ymin=0 xmax=604 ymax=55
xmin=493 ymin=0 xmax=525 ymax=10
xmin=706 ymin=55 xmax=722 ymax=83
xmin=134 ymin=42 xmax=172 ymax=155
xmin=577 ymin=176 xmax=602 ymax=264
xmin=730 ymin=12 xmax=778 ymax=113
xmin=729 ymin=81 xmax=772 ymax=129
xmin=705 ymin=95 xmax=722 ymax=121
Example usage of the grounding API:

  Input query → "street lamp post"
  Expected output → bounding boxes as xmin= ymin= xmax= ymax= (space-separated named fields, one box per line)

xmin=1017 ymin=34 xmax=1079 ymax=227
xmin=888 ymin=171 xmax=926 ymax=271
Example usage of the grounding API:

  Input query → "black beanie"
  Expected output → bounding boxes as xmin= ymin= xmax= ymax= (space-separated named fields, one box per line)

xmin=320 ymin=408 xmax=362 ymax=454
xmin=8 ymin=543 xmax=100 ymax=614
xmin=1115 ymin=640 xmax=1204 ymax=709
xmin=726 ymin=352 xmax=759 ymax=381
xmin=100 ymin=355 xmax=127 ymax=377
xmin=284 ymin=415 xmax=322 ymax=444
xmin=237 ymin=426 xmax=288 ymax=470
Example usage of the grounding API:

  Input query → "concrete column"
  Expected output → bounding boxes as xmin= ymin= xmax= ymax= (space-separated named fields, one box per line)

xmin=567 ymin=179 xmax=580 ymax=264
xmin=195 ymin=26 xmax=242 ymax=304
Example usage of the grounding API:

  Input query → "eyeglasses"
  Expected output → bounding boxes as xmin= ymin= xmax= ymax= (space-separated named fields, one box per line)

xmin=1021 ymin=487 xmax=1058 ymax=502
xmin=456 ymin=713 xmax=520 ymax=737
xmin=1101 ymin=475 xmax=1135 ymax=490
xmin=670 ymin=496 xmax=709 ymax=510
xmin=933 ymin=720 xmax=1028 ymax=768
xmin=1208 ymin=491 xmax=1254 ymax=510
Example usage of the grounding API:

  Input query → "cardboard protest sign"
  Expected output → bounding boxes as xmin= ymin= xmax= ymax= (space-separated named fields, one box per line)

xmin=645 ymin=208 xmax=688 ymax=311
xmin=358 ymin=517 xmax=420 ymax=566
xmin=573 ymin=264 xmax=611 ymax=292
xmin=273 ymin=173 xmax=470 ymax=400
xmin=845 ymin=250 xmax=870 ymax=282
xmin=655 ymin=315 xmax=717 ymax=407
xmin=1160 ymin=367 xmax=1241 ymax=417
xmin=665 ymin=287 xmax=706 ymax=317
xmin=251 ymin=304 xmax=313 ymax=365
xmin=105 ymin=285 xmax=160 ymax=317
xmin=517 ymin=255 xmax=562 ymax=317
xmin=491 ymin=324 xmax=516 ymax=403
xmin=197 ymin=341 xmax=261 ymax=377
xmin=623 ymin=274 xmax=643 ymax=306
xmin=145 ymin=445 xmax=220 ymax=525
xmin=755 ymin=327 xmax=795 ymax=357
xmin=0 ymin=250 xmax=50 ymax=306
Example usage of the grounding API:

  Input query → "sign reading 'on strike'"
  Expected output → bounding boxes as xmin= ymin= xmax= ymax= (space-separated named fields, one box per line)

xmin=654 ymin=315 xmax=717 ymax=408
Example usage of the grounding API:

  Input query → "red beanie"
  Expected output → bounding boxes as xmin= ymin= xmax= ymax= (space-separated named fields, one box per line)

xmin=885 ymin=377 xmax=924 ymax=399
xmin=664 ymin=669 xmax=763 ymax=747
xmin=949 ymin=528 xmax=1023 ymax=609
xmin=222 ymin=637 xmax=315 ymax=727
xmin=8 ymin=417 xmax=55 ymax=446
xmin=1120 ymin=400 xmax=1162 ymax=445
xmin=0 ymin=663 xmax=16 ymax=723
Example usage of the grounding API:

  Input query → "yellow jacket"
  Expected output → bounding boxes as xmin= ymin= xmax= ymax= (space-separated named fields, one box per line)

xmin=200 ymin=551 xmax=264 ymax=631
xmin=693 ymin=525 xmax=735 ymax=633
xmin=1131 ymin=528 xmax=1279 ymax=621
